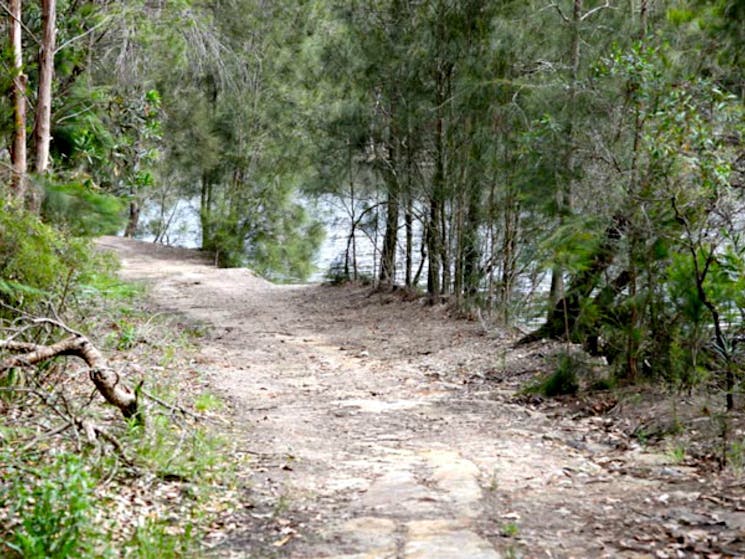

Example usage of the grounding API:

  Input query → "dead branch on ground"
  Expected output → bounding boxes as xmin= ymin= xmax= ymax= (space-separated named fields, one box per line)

xmin=0 ymin=329 xmax=142 ymax=423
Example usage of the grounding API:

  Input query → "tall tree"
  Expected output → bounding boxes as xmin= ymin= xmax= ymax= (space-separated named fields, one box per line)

xmin=8 ymin=0 xmax=27 ymax=202
xmin=30 ymin=0 xmax=56 ymax=212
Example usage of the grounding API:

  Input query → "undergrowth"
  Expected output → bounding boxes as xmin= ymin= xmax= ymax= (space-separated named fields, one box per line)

xmin=0 ymin=257 xmax=239 ymax=557
xmin=523 ymin=351 xmax=583 ymax=397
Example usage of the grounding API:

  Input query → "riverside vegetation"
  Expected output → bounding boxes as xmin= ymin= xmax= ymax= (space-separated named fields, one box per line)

xmin=1 ymin=0 xmax=745 ymax=556
xmin=0 ymin=218 xmax=241 ymax=557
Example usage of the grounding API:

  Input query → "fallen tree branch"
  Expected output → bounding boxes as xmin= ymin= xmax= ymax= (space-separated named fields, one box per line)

xmin=79 ymin=419 xmax=134 ymax=467
xmin=0 ymin=334 xmax=141 ymax=423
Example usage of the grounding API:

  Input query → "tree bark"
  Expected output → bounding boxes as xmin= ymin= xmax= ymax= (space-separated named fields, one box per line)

xmin=379 ymin=185 xmax=399 ymax=286
xmin=9 ymin=0 xmax=27 ymax=202
xmin=33 ymin=0 xmax=56 ymax=178
xmin=125 ymin=200 xmax=140 ymax=237
xmin=1 ymin=335 xmax=141 ymax=422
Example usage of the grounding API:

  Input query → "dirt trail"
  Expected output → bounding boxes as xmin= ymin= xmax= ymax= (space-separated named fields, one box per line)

xmin=98 ymin=236 xmax=745 ymax=559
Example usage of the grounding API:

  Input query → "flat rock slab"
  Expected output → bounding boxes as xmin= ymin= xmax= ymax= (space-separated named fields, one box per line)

xmin=404 ymin=520 xmax=501 ymax=559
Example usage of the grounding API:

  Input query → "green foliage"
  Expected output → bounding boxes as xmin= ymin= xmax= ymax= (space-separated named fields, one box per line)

xmin=0 ymin=205 xmax=92 ymax=310
xmin=1 ymin=453 xmax=96 ymax=559
xmin=525 ymin=352 xmax=582 ymax=397
xmin=667 ymin=443 xmax=687 ymax=464
xmin=125 ymin=520 xmax=196 ymax=559
xmin=0 ymin=298 xmax=236 ymax=558
xmin=501 ymin=523 xmax=519 ymax=537
xmin=727 ymin=438 xmax=745 ymax=472
xmin=248 ymin=206 xmax=325 ymax=281
xmin=128 ymin=412 xmax=230 ymax=483
xmin=42 ymin=181 xmax=125 ymax=236
xmin=194 ymin=392 xmax=223 ymax=412
xmin=666 ymin=7 xmax=696 ymax=25
xmin=540 ymin=217 xmax=604 ymax=275
xmin=106 ymin=319 xmax=139 ymax=350
xmin=77 ymin=270 xmax=144 ymax=302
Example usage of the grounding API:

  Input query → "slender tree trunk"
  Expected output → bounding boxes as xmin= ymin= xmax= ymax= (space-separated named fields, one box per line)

xmin=500 ymin=188 xmax=519 ymax=322
xmin=453 ymin=187 xmax=465 ymax=303
xmin=548 ymin=0 xmax=581 ymax=317
xmin=428 ymin=104 xmax=444 ymax=303
xmin=639 ymin=0 xmax=648 ymax=37
xmin=9 ymin=0 xmax=27 ymax=203
xmin=379 ymin=183 xmax=399 ymax=286
xmin=200 ymin=173 xmax=213 ymax=249
xmin=462 ymin=180 xmax=481 ymax=299
xmin=124 ymin=201 xmax=140 ymax=237
xmin=380 ymin=129 xmax=399 ymax=287
xmin=404 ymin=133 xmax=414 ymax=287
xmin=520 ymin=216 xmax=627 ymax=346
xmin=33 ymin=0 xmax=56 ymax=179
xmin=405 ymin=193 xmax=413 ymax=287
xmin=440 ymin=198 xmax=450 ymax=294
xmin=439 ymin=67 xmax=453 ymax=296
xmin=623 ymin=93 xmax=645 ymax=380
xmin=347 ymin=140 xmax=358 ymax=280
xmin=427 ymin=199 xmax=441 ymax=302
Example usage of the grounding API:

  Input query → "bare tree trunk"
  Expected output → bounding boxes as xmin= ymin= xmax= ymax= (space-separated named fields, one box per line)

xmin=379 ymin=183 xmax=399 ymax=286
xmin=519 ymin=216 xmax=627 ymax=346
xmin=500 ymin=188 xmax=519 ymax=322
xmin=440 ymin=196 xmax=450 ymax=295
xmin=9 ymin=0 xmax=27 ymax=203
xmin=33 ymin=0 xmax=56 ymax=179
xmin=427 ymin=198 xmax=441 ymax=303
xmin=405 ymin=193 xmax=413 ymax=287
xmin=639 ymin=0 xmax=648 ymax=37
xmin=404 ymin=136 xmax=414 ymax=288
xmin=548 ymin=0 xmax=581 ymax=316
xmin=462 ymin=182 xmax=481 ymax=299
xmin=200 ymin=172 xmax=213 ymax=248
xmin=125 ymin=200 xmax=140 ymax=237
xmin=453 ymin=187 xmax=465 ymax=303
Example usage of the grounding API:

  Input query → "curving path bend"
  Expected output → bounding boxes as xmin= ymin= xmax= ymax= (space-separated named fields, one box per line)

xmin=99 ymin=236 xmax=739 ymax=559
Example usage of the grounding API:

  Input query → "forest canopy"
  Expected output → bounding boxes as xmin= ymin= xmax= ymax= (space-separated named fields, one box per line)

xmin=1 ymin=0 xmax=744 ymax=387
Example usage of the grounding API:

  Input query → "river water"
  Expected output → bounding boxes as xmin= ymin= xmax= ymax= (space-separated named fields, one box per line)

xmin=138 ymin=195 xmax=422 ymax=284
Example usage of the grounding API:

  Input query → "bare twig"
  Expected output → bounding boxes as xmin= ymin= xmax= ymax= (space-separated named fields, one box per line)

xmin=548 ymin=2 xmax=569 ymax=23
xmin=76 ymin=419 xmax=134 ymax=467
xmin=19 ymin=421 xmax=74 ymax=453
xmin=141 ymin=388 xmax=222 ymax=423
xmin=580 ymin=1 xmax=614 ymax=21
xmin=0 ymin=0 xmax=41 ymax=45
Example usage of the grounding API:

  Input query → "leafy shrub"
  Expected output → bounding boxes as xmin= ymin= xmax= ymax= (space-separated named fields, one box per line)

xmin=525 ymin=351 xmax=582 ymax=397
xmin=42 ymin=181 xmax=125 ymax=237
xmin=125 ymin=520 xmax=195 ymax=559
xmin=1 ymin=453 xmax=96 ymax=559
xmin=0 ymin=204 xmax=93 ymax=310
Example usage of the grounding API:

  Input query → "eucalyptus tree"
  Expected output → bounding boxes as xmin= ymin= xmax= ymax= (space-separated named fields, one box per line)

xmin=7 ymin=0 xmax=28 ymax=201
xmin=33 ymin=0 xmax=55 ymax=180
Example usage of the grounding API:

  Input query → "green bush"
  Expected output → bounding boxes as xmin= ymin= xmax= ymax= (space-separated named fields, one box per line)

xmin=1 ymin=453 xmax=96 ymax=559
xmin=42 ymin=181 xmax=125 ymax=237
xmin=0 ymin=204 xmax=92 ymax=310
xmin=525 ymin=352 xmax=581 ymax=397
